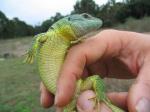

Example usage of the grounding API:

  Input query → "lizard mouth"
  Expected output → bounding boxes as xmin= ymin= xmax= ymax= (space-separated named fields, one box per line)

xmin=69 ymin=24 xmax=79 ymax=39
xmin=98 ymin=24 xmax=103 ymax=29
xmin=68 ymin=17 xmax=80 ymax=21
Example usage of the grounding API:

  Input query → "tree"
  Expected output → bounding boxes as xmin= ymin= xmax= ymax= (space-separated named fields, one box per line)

xmin=127 ymin=0 xmax=150 ymax=18
xmin=12 ymin=17 xmax=34 ymax=37
xmin=108 ymin=0 xmax=116 ymax=5
xmin=72 ymin=0 xmax=100 ymax=16
xmin=0 ymin=11 xmax=15 ymax=39
xmin=0 ymin=10 xmax=34 ymax=39
xmin=39 ymin=12 xmax=64 ymax=33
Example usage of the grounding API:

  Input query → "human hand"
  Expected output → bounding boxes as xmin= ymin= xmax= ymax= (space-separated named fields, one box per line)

xmin=40 ymin=29 xmax=150 ymax=112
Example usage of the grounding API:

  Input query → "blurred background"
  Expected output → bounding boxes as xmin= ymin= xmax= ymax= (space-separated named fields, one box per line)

xmin=0 ymin=0 xmax=150 ymax=111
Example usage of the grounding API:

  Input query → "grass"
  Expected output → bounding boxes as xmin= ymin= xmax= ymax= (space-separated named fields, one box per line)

xmin=114 ymin=16 xmax=150 ymax=32
xmin=0 ymin=58 xmax=132 ymax=112
xmin=0 ymin=37 xmax=55 ymax=112
xmin=0 ymin=36 xmax=133 ymax=112
xmin=2 ymin=16 xmax=150 ymax=111
xmin=0 ymin=37 xmax=33 ymax=58
xmin=0 ymin=57 xmax=55 ymax=112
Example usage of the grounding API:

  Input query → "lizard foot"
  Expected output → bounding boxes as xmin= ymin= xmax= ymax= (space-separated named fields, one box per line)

xmin=70 ymin=37 xmax=86 ymax=45
xmin=88 ymin=96 xmax=100 ymax=112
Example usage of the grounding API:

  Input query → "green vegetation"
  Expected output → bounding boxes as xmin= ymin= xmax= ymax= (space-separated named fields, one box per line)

xmin=0 ymin=37 xmax=54 ymax=112
xmin=0 ymin=57 xmax=132 ymax=112
xmin=0 ymin=11 xmax=34 ymax=39
xmin=0 ymin=57 xmax=55 ymax=112
xmin=34 ymin=13 xmax=64 ymax=33
xmin=0 ymin=0 xmax=150 ymax=111
xmin=35 ymin=0 xmax=150 ymax=32
xmin=114 ymin=16 xmax=150 ymax=32
xmin=1 ymin=0 xmax=150 ymax=39
xmin=1 ymin=14 xmax=145 ymax=110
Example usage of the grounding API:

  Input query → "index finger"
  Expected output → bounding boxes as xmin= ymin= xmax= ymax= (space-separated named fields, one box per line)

xmin=55 ymin=29 xmax=137 ymax=107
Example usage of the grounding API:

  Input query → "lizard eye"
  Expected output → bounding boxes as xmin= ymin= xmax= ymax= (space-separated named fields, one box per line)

xmin=49 ymin=26 xmax=54 ymax=30
xmin=82 ymin=13 xmax=91 ymax=18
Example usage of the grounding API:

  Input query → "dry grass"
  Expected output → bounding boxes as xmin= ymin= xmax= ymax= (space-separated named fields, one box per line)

xmin=2 ymin=16 xmax=150 ymax=111
xmin=0 ymin=37 xmax=32 ymax=58
xmin=0 ymin=36 xmax=134 ymax=112
xmin=114 ymin=16 xmax=150 ymax=33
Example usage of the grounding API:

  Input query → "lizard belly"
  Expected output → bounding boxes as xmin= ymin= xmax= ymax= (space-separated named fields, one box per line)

xmin=38 ymin=38 xmax=69 ymax=94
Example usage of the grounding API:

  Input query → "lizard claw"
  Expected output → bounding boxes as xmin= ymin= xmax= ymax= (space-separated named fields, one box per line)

xmin=88 ymin=96 xmax=100 ymax=111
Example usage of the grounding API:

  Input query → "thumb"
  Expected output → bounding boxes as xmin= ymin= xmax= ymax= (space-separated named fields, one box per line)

xmin=77 ymin=90 xmax=112 ymax=112
xmin=128 ymin=62 xmax=150 ymax=112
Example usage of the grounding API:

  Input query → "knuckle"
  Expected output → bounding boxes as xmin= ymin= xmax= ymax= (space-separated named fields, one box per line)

xmin=100 ymin=29 xmax=119 ymax=35
xmin=68 ymin=44 xmax=84 ymax=56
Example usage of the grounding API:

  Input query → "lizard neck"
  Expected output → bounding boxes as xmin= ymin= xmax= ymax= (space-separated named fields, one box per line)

xmin=55 ymin=27 xmax=77 ymax=41
xmin=49 ymin=21 xmax=78 ymax=42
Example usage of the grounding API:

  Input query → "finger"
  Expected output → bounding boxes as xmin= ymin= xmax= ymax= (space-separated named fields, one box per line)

xmin=128 ymin=62 xmax=150 ymax=112
xmin=77 ymin=90 xmax=128 ymax=111
xmin=55 ymin=30 xmax=128 ymax=106
xmin=40 ymin=82 xmax=54 ymax=108
xmin=55 ymin=30 xmax=142 ymax=106
xmin=55 ymin=30 xmax=117 ymax=106
xmin=88 ymin=58 xmax=134 ymax=79
xmin=55 ymin=42 xmax=87 ymax=106
xmin=107 ymin=92 xmax=128 ymax=110
xmin=77 ymin=90 xmax=112 ymax=112
xmin=77 ymin=90 xmax=96 ymax=112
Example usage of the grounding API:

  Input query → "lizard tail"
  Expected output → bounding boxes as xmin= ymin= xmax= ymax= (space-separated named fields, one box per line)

xmin=103 ymin=100 xmax=125 ymax=112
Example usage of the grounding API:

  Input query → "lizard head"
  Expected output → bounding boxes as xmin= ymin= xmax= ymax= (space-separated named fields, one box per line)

xmin=68 ymin=13 xmax=103 ymax=38
xmin=50 ymin=13 xmax=102 ymax=41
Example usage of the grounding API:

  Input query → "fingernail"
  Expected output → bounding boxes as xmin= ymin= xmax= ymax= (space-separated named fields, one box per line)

xmin=136 ymin=97 xmax=150 ymax=112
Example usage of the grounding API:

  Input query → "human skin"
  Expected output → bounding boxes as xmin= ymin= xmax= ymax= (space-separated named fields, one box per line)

xmin=40 ymin=29 xmax=150 ymax=112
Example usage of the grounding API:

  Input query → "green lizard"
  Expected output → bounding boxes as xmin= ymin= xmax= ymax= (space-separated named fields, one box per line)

xmin=25 ymin=13 xmax=125 ymax=112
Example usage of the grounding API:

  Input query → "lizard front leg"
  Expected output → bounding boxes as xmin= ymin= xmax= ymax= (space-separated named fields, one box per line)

xmin=63 ymin=80 xmax=83 ymax=112
xmin=24 ymin=33 xmax=48 ymax=64
xmin=63 ymin=75 xmax=124 ymax=112
xmin=70 ymin=37 xmax=87 ymax=45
